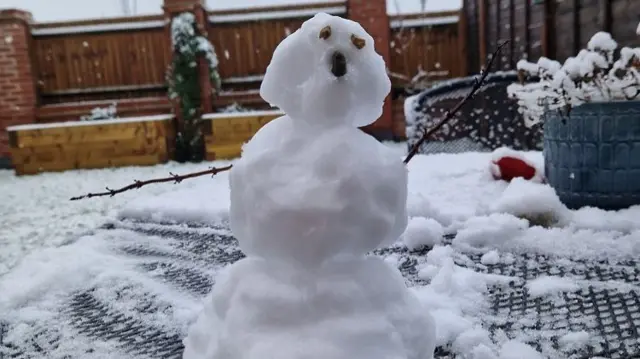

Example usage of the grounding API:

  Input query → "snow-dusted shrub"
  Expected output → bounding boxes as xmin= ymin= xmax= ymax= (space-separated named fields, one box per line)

xmin=168 ymin=12 xmax=221 ymax=162
xmin=80 ymin=102 xmax=117 ymax=121
xmin=508 ymin=30 xmax=640 ymax=127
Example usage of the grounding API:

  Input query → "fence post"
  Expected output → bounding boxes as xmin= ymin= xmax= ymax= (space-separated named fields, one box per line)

xmin=0 ymin=9 xmax=37 ymax=168
xmin=346 ymin=0 xmax=394 ymax=141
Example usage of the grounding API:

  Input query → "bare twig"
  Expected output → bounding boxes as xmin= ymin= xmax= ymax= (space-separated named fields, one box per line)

xmin=69 ymin=165 xmax=233 ymax=201
xmin=403 ymin=41 xmax=509 ymax=164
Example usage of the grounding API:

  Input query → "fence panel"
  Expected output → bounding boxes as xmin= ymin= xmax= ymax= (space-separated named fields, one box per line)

xmin=389 ymin=12 xmax=464 ymax=86
xmin=32 ymin=17 xmax=170 ymax=100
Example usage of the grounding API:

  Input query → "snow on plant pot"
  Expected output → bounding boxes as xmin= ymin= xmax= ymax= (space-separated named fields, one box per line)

xmin=508 ymin=30 xmax=640 ymax=210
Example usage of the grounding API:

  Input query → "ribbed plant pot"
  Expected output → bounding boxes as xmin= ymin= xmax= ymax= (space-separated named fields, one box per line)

xmin=543 ymin=101 xmax=640 ymax=210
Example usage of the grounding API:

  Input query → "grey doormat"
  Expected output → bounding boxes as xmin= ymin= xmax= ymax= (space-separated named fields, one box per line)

xmin=1 ymin=220 xmax=639 ymax=359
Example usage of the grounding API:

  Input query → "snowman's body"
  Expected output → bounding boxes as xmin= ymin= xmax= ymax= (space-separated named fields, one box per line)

xmin=183 ymin=13 xmax=436 ymax=359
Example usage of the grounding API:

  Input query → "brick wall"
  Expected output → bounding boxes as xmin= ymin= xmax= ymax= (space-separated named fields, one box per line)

xmin=347 ymin=0 xmax=394 ymax=140
xmin=0 ymin=9 xmax=37 ymax=165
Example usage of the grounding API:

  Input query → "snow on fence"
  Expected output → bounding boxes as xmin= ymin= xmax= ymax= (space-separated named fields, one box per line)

xmin=201 ymin=110 xmax=284 ymax=160
xmin=7 ymin=114 xmax=175 ymax=175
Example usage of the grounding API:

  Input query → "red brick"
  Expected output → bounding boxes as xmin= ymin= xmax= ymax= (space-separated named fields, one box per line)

xmin=347 ymin=0 xmax=393 ymax=135
xmin=0 ymin=9 xmax=36 ymax=161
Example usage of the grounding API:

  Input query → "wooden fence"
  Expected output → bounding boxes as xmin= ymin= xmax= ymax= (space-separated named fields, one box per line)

xmin=389 ymin=10 xmax=467 ymax=84
xmin=464 ymin=0 xmax=640 ymax=72
xmin=32 ymin=15 xmax=170 ymax=105
xmin=27 ymin=2 xmax=465 ymax=110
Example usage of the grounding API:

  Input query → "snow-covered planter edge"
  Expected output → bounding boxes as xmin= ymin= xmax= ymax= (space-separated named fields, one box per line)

xmin=508 ymin=30 xmax=640 ymax=127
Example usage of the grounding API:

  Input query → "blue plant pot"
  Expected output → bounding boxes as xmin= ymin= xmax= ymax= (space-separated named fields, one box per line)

xmin=543 ymin=101 xmax=640 ymax=210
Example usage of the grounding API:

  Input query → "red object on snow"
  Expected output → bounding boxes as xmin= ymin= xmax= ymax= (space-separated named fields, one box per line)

xmin=490 ymin=156 xmax=538 ymax=182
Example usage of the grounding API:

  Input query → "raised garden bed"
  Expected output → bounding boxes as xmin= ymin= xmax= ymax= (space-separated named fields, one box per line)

xmin=7 ymin=114 xmax=175 ymax=175
xmin=202 ymin=110 xmax=284 ymax=160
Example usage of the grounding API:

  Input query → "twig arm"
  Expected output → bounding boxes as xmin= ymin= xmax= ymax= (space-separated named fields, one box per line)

xmin=70 ymin=165 xmax=233 ymax=201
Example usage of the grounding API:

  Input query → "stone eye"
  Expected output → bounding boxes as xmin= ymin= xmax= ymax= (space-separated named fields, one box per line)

xmin=319 ymin=26 xmax=332 ymax=40
xmin=351 ymin=34 xmax=365 ymax=50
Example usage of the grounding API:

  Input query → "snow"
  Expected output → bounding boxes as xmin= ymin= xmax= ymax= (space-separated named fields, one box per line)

xmin=490 ymin=178 xmax=570 ymax=227
xmin=526 ymin=276 xmax=580 ymax=298
xmin=389 ymin=15 xmax=459 ymax=29
xmin=202 ymin=109 xmax=284 ymax=120
xmin=498 ymin=340 xmax=544 ymax=359
xmin=209 ymin=6 xmax=347 ymax=23
xmin=260 ymin=13 xmax=390 ymax=128
xmin=587 ymin=31 xmax=618 ymax=52
xmin=30 ymin=20 xmax=165 ymax=36
xmin=6 ymin=114 xmax=173 ymax=132
xmin=558 ymin=331 xmax=591 ymax=351
xmin=480 ymin=250 xmax=500 ymax=265
xmin=402 ymin=216 xmax=445 ymax=250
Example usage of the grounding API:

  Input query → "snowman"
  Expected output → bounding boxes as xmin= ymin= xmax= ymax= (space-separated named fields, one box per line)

xmin=183 ymin=12 xmax=436 ymax=359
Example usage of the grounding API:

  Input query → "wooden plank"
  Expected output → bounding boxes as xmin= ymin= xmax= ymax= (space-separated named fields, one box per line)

xmin=509 ymin=0 xmax=515 ymax=68
xmin=458 ymin=8 xmax=468 ymax=76
xmin=599 ymin=0 xmax=612 ymax=32
xmin=542 ymin=0 xmax=557 ymax=59
xmin=33 ymin=28 xmax=168 ymax=96
xmin=13 ymin=137 xmax=158 ymax=162
xmin=524 ymin=0 xmax=531 ymax=58
xmin=16 ymin=152 xmax=164 ymax=175
xmin=573 ymin=0 xmax=581 ymax=54
xmin=15 ymin=126 xmax=146 ymax=148
xmin=205 ymin=143 xmax=243 ymax=161
xmin=12 ymin=121 xmax=164 ymax=148
xmin=478 ymin=0 xmax=488 ymax=67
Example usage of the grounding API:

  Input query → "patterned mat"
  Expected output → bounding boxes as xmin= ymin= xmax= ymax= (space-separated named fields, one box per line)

xmin=1 ymin=220 xmax=639 ymax=359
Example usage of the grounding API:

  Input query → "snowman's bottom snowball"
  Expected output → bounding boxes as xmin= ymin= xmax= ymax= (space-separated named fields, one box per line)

xmin=183 ymin=256 xmax=436 ymax=359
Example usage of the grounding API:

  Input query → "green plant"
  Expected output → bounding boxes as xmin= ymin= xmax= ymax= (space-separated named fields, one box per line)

xmin=168 ymin=12 xmax=221 ymax=162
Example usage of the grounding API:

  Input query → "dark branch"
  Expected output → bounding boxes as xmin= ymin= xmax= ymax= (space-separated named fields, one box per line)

xmin=403 ymin=41 xmax=510 ymax=164
xmin=70 ymin=165 xmax=233 ymax=201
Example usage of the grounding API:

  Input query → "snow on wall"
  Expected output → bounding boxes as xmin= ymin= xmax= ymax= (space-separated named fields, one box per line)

xmin=389 ymin=15 xmax=459 ymax=29
xmin=6 ymin=114 xmax=173 ymax=132
xmin=31 ymin=20 xmax=165 ymax=36
xmin=209 ymin=6 xmax=346 ymax=23
xmin=202 ymin=109 xmax=284 ymax=120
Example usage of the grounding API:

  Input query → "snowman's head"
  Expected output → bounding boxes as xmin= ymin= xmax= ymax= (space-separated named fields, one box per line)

xmin=260 ymin=13 xmax=391 ymax=128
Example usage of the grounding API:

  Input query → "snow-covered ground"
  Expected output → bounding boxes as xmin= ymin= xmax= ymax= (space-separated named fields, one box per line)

xmin=0 ymin=159 xmax=232 ymax=277
xmin=3 ymin=144 xmax=640 ymax=276
xmin=2 ymin=144 xmax=640 ymax=358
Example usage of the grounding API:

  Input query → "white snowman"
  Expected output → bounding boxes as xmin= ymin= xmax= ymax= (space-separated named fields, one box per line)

xmin=183 ymin=12 xmax=436 ymax=359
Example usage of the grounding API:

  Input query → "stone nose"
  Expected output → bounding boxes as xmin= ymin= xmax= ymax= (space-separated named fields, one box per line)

xmin=331 ymin=51 xmax=347 ymax=78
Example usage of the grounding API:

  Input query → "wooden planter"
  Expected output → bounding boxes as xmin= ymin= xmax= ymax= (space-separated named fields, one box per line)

xmin=202 ymin=110 xmax=284 ymax=160
xmin=543 ymin=101 xmax=640 ymax=210
xmin=7 ymin=114 xmax=175 ymax=176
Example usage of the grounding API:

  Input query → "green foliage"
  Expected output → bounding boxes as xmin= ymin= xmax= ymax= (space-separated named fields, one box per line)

xmin=168 ymin=12 xmax=221 ymax=163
